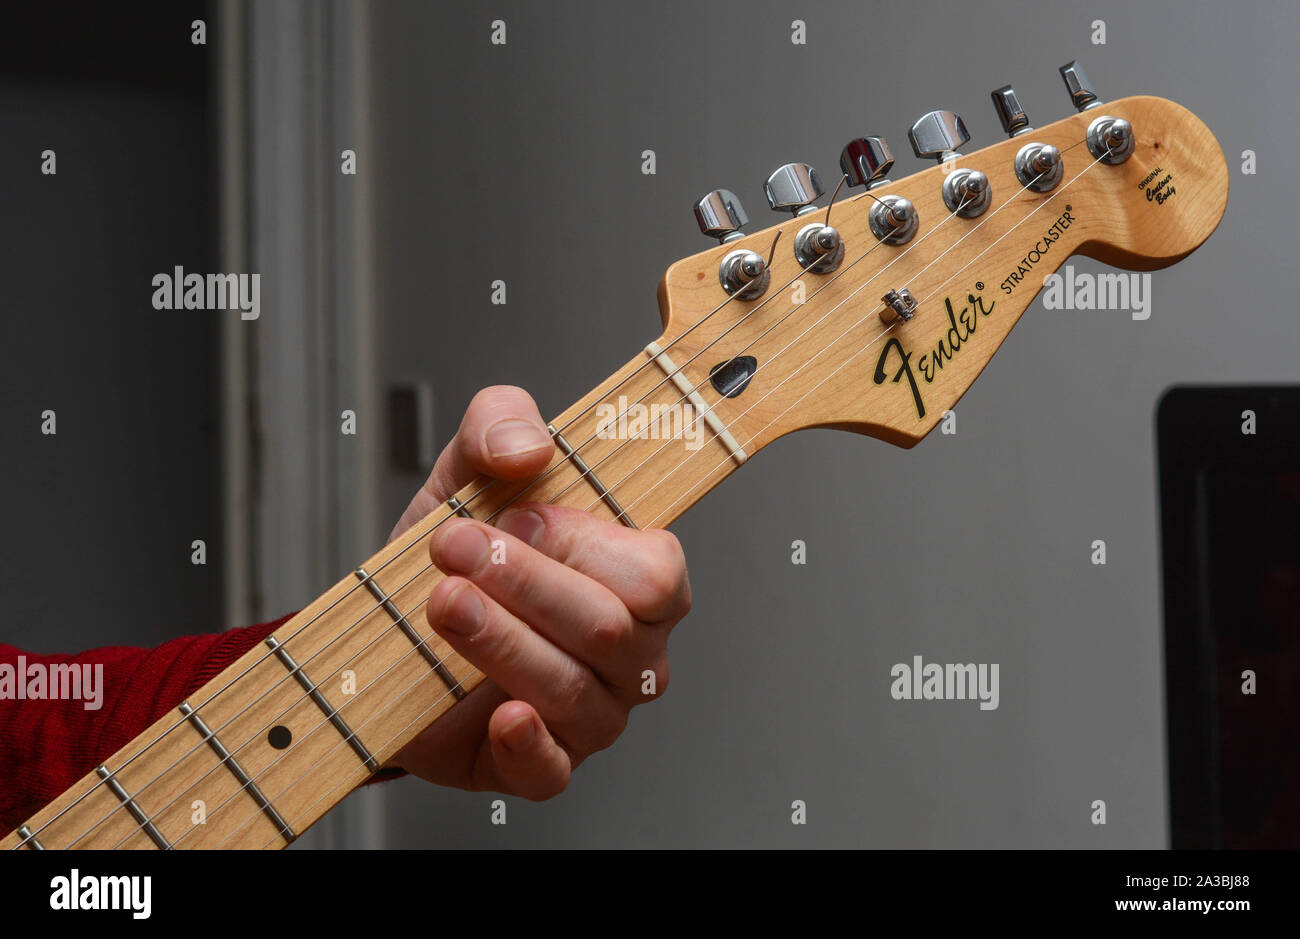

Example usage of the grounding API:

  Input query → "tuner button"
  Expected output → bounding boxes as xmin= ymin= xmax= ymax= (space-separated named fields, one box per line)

xmin=694 ymin=189 xmax=749 ymax=243
xmin=840 ymin=136 xmax=895 ymax=189
xmin=909 ymin=110 xmax=970 ymax=162
xmin=1059 ymin=59 xmax=1103 ymax=112
xmin=764 ymin=163 xmax=824 ymax=216
xmin=991 ymin=84 xmax=1033 ymax=137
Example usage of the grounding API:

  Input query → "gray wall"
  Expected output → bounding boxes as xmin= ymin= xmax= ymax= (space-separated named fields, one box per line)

xmin=359 ymin=0 xmax=1297 ymax=847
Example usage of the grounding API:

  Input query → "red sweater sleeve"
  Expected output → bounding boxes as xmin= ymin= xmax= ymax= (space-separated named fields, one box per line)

xmin=1 ymin=613 xmax=402 ymax=838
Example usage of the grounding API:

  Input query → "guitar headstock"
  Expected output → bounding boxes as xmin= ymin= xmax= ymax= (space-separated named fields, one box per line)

xmin=654 ymin=62 xmax=1229 ymax=453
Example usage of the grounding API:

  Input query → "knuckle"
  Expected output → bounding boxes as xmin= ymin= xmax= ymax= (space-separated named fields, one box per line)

xmin=635 ymin=530 xmax=689 ymax=621
xmin=650 ymin=528 xmax=686 ymax=571
xmin=588 ymin=605 xmax=634 ymax=657
xmin=550 ymin=666 xmax=590 ymax=724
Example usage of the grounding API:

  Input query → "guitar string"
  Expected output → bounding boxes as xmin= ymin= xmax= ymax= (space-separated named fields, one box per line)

xmin=637 ymin=147 xmax=1113 ymax=530
xmin=75 ymin=196 xmax=948 ymax=849
xmin=241 ymin=314 xmax=924 ymax=846
xmin=82 ymin=184 xmax=980 ymax=849
xmin=488 ymin=187 xmax=982 ymax=522
xmin=43 ymin=138 xmax=1096 ymax=849
xmin=430 ymin=183 xmax=880 ymax=527
xmin=236 ymin=313 xmax=932 ymax=847
xmin=16 ymin=213 xmax=820 ymax=848
xmin=108 ymin=146 xmax=1092 ymax=849
xmin=48 ymin=194 xmax=904 ymax=849
xmin=582 ymin=145 xmax=1090 ymax=521
xmin=544 ymin=141 xmax=1083 ymax=517
xmin=43 ymin=172 xmax=950 ymax=848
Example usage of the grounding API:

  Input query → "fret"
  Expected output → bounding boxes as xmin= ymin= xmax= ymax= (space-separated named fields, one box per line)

xmin=265 ymin=636 xmax=379 ymax=772
xmin=643 ymin=340 xmax=748 ymax=466
xmin=354 ymin=566 xmax=466 ymax=698
xmin=447 ymin=495 xmax=473 ymax=518
xmin=548 ymin=423 xmax=637 ymax=527
xmin=15 ymin=826 xmax=43 ymax=850
xmin=178 ymin=701 xmax=295 ymax=842
xmin=96 ymin=765 xmax=170 ymax=850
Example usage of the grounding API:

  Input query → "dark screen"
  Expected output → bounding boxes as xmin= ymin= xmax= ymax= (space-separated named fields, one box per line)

xmin=1199 ymin=467 xmax=1300 ymax=848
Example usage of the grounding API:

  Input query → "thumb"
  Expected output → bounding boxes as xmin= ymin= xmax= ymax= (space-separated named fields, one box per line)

xmin=390 ymin=385 xmax=553 ymax=541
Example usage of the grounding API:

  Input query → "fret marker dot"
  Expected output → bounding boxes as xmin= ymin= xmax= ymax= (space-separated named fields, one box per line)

xmin=268 ymin=725 xmax=292 ymax=749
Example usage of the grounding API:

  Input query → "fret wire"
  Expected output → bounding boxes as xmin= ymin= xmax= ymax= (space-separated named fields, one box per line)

xmin=157 ymin=582 xmax=468 ymax=848
xmin=179 ymin=701 xmax=296 ymax=842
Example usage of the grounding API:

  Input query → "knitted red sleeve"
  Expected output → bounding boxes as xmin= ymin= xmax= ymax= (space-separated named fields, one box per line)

xmin=0 ymin=614 xmax=405 ymax=838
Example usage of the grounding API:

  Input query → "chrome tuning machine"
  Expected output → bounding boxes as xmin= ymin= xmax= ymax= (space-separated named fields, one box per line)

xmin=840 ymin=136 xmax=918 ymax=245
xmin=695 ymin=190 xmax=770 ymax=300
xmin=765 ymin=163 xmax=844 ymax=274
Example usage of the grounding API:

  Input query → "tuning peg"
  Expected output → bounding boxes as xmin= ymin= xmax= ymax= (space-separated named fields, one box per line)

xmin=764 ymin=163 xmax=824 ymax=216
xmin=991 ymin=85 xmax=1033 ymax=137
xmin=839 ymin=136 xmax=894 ymax=189
xmin=909 ymin=110 xmax=970 ymax=163
xmin=694 ymin=189 xmax=749 ymax=243
xmin=1059 ymin=60 xmax=1103 ymax=112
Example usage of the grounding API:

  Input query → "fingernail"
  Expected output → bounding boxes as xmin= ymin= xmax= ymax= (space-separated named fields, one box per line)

xmin=437 ymin=583 xmax=485 ymax=636
xmin=485 ymin=419 xmax=550 ymax=459
xmin=499 ymin=509 xmax=545 ymax=547
xmin=501 ymin=714 xmax=536 ymax=753
xmin=436 ymin=523 xmax=491 ymax=574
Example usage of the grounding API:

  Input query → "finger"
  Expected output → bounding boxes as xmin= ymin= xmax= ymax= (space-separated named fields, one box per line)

xmin=391 ymin=386 xmax=553 ymax=540
xmin=426 ymin=575 xmax=626 ymax=754
xmin=495 ymin=504 xmax=692 ymax=625
xmin=429 ymin=518 xmax=641 ymax=685
xmin=475 ymin=700 xmax=571 ymax=800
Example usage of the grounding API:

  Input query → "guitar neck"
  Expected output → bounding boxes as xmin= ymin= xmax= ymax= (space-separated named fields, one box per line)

xmin=4 ymin=333 xmax=753 ymax=849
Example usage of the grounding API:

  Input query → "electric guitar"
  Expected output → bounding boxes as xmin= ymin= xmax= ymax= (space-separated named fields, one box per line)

xmin=5 ymin=62 xmax=1228 ymax=849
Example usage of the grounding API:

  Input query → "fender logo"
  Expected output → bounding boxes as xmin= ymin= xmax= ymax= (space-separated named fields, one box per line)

xmin=873 ymin=291 xmax=995 ymax=420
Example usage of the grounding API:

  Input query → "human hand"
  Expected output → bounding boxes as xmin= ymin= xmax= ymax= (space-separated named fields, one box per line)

xmin=389 ymin=386 xmax=691 ymax=799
